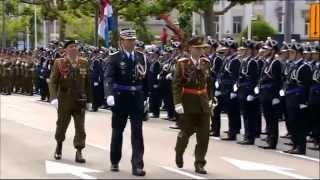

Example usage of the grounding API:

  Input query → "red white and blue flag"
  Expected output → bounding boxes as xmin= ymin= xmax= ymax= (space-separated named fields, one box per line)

xmin=98 ymin=0 xmax=116 ymax=47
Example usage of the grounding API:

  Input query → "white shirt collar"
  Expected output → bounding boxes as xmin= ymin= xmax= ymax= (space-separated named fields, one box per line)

xmin=191 ymin=56 xmax=199 ymax=65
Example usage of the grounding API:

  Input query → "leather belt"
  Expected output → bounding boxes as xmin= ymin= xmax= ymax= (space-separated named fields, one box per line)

xmin=113 ymin=83 xmax=143 ymax=92
xmin=183 ymin=87 xmax=207 ymax=95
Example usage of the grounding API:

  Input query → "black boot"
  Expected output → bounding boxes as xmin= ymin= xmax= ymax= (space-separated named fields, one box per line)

xmin=284 ymin=147 xmax=306 ymax=155
xmin=237 ymin=138 xmax=254 ymax=145
xmin=132 ymin=168 xmax=146 ymax=176
xmin=195 ymin=164 xmax=207 ymax=174
xmin=54 ymin=142 xmax=62 ymax=160
xmin=175 ymin=153 xmax=183 ymax=168
xmin=75 ymin=149 xmax=86 ymax=163
xmin=221 ymin=134 xmax=236 ymax=141
xmin=110 ymin=164 xmax=119 ymax=172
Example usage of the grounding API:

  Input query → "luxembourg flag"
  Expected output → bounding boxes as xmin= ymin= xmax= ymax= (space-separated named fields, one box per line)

xmin=98 ymin=0 xmax=115 ymax=47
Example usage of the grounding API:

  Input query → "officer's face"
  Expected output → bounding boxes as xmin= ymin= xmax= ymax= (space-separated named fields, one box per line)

xmin=288 ymin=50 xmax=296 ymax=60
xmin=65 ymin=44 xmax=79 ymax=61
xmin=121 ymin=39 xmax=135 ymax=52
xmin=189 ymin=47 xmax=204 ymax=58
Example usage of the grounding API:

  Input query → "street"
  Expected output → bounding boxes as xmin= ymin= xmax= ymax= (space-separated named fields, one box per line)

xmin=0 ymin=94 xmax=319 ymax=179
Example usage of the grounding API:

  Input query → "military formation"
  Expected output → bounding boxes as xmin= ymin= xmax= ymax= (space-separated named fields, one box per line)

xmin=1 ymin=27 xmax=319 ymax=175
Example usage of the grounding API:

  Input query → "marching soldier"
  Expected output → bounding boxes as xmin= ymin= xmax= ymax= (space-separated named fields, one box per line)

xmin=104 ymin=28 xmax=148 ymax=176
xmin=282 ymin=41 xmax=312 ymax=154
xmin=235 ymin=39 xmax=261 ymax=145
xmin=256 ymin=38 xmax=282 ymax=150
xmin=49 ymin=39 xmax=91 ymax=163
xmin=173 ymin=36 xmax=213 ymax=174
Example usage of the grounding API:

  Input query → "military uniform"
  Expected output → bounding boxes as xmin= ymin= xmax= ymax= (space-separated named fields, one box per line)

xmin=104 ymin=29 xmax=148 ymax=176
xmin=148 ymin=55 xmax=161 ymax=118
xmin=89 ymin=58 xmax=104 ymax=111
xmin=216 ymin=43 xmax=242 ymax=140
xmin=173 ymin=36 xmax=213 ymax=174
xmin=235 ymin=40 xmax=261 ymax=145
xmin=282 ymin=42 xmax=312 ymax=154
xmin=256 ymin=39 xmax=283 ymax=149
xmin=49 ymin=56 xmax=91 ymax=152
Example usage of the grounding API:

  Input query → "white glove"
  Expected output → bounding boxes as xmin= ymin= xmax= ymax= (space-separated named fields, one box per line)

xmin=50 ymin=99 xmax=58 ymax=109
xmin=230 ymin=92 xmax=237 ymax=99
xmin=86 ymin=103 xmax=92 ymax=110
xmin=107 ymin=96 xmax=115 ymax=107
xmin=233 ymin=84 xmax=238 ymax=92
xmin=215 ymin=90 xmax=221 ymax=97
xmin=175 ymin=103 xmax=184 ymax=114
xmin=246 ymin=95 xmax=254 ymax=102
xmin=157 ymin=74 xmax=160 ymax=80
xmin=279 ymin=89 xmax=285 ymax=97
xmin=214 ymin=81 xmax=219 ymax=88
xmin=144 ymin=99 xmax=149 ymax=112
xmin=272 ymin=98 xmax=280 ymax=105
xmin=46 ymin=78 xmax=50 ymax=83
xmin=94 ymin=82 xmax=99 ymax=86
xmin=254 ymin=86 xmax=260 ymax=95
xmin=165 ymin=73 xmax=173 ymax=80
xmin=299 ymin=104 xmax=308 ymax=109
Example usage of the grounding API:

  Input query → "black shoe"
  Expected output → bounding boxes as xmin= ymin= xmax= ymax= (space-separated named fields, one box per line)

xmin=283 ymin=148 xmax=306 ymax=155
xmin=260 ymin=137 xmax=268 ymax=141
xmin=280 ymin=134 xmax=291 ymax=139
xmin=237 ymin=139 xmax=254 ymax=145
xmin=132 ymin=168 xmax=146 ymax=176
xmin=75 ymin=150 xmax=86 ymax=163
xmin=195 ymin=165 xmax=207 ymax=174
xmin=175 ymin=153 xmax=183 ymax=168
xmin=54 ymin=142 xmax=62 ymax=160
xmin=221 ymin=135 xmax=236 ymax=141
xmin=150 ymin=115 xmax=159 ymax=118
xmin=168 ymin=117 xmax=176 ymax=121
xmin=169 ymin=124 xmax=180 ymax=129
xmin=258 ymin=144 xmax=276 ymax=149
xmin=209 ymin=131 xmax=220 ymax=137
xmin=284 ymin=142 xmax=294 ymax=146
xmin=308 ymin=144 xmax=320 ymax=151
xmin=110 ymin=164 xmax=119 ymax=172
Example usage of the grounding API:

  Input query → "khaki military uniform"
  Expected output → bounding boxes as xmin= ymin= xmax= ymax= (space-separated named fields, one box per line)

xmin=24 ymin=62 xmax=35 ymax=95
xmin=49 ymin=57 xmax=91 ymax=149
xmin=172 ymin=57 xmax=213 ymax=167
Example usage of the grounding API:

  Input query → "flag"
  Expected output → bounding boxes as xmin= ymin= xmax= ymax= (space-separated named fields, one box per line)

xmin=98 ymin=0 xmax=116 ymax=47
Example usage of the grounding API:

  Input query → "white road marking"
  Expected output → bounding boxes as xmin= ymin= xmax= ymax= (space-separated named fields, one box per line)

xmin=277 ymin=151 xmax=320 ymax=163
xmin=46 ymin=160 xmax=102 ymax=179
xmin=160 ymin=166 xmax=206 ymax=179
xmin=222 ymin=157 xmax=312 ymax=179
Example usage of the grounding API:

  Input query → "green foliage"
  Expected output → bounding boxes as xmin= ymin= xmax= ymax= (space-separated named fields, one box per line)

xmin=239 ymin=15 xmax=277 ymax=41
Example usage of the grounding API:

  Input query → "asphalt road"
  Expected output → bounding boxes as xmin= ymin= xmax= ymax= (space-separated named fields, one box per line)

xmin=0 ymin=94 xmax=319 ymax=179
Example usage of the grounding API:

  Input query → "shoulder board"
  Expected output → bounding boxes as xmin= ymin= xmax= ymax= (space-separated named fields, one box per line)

xmin=200 ymin=57 xmax=210 ymax=63
xmin=135 ymin=50 xmax=144 ymax=55
xmin=109 ymin=51 xmax=120 ymax=56
xmin=178 ymin=58 xmax=189 ymax=62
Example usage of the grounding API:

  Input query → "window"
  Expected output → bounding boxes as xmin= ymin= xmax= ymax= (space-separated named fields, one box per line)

xmin=233 ymin=16 xmax=242 ymax=34
xmin=305 ymin=20 xmax=310 ymax=35
xmin=213 ymin=16 xmax=219 ymax=36
xmin=278 ymin=15 xmax=283 ymax=33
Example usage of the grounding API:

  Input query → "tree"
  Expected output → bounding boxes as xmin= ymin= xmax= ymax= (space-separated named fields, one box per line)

xmin=239 ymin=15 xmax=277 ymax=41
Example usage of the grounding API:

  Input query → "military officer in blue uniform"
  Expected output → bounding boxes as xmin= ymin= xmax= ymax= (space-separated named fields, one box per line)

xmin=282 ymin=41 xmax=312 ymax=154
xmin=215 ymin=38 xmax=242 ymax=141
xmin=89 ymin=54 xmax=104 ymax=112
xmin=104 ymin=28 xmax=148 ymax=176
xmin=256 ymin=38 xmax=282 ymax=150
xmin=235 ymin=39 xmax=261 ymax=145
xmin=308 ymin=43 xmax=320 ymax=150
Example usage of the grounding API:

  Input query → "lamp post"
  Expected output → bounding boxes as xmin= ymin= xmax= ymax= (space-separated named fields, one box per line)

xmin=1 ymin=0 xmax=6 ymax=48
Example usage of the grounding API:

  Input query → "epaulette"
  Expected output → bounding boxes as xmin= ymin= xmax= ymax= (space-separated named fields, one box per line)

xmin=200 ymin=57 xmax=210 ymax=63
xmin=109 ymin=51 xmax=120 ymax=56
xmin=178 ymin=57 xmax=189 ymax=62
